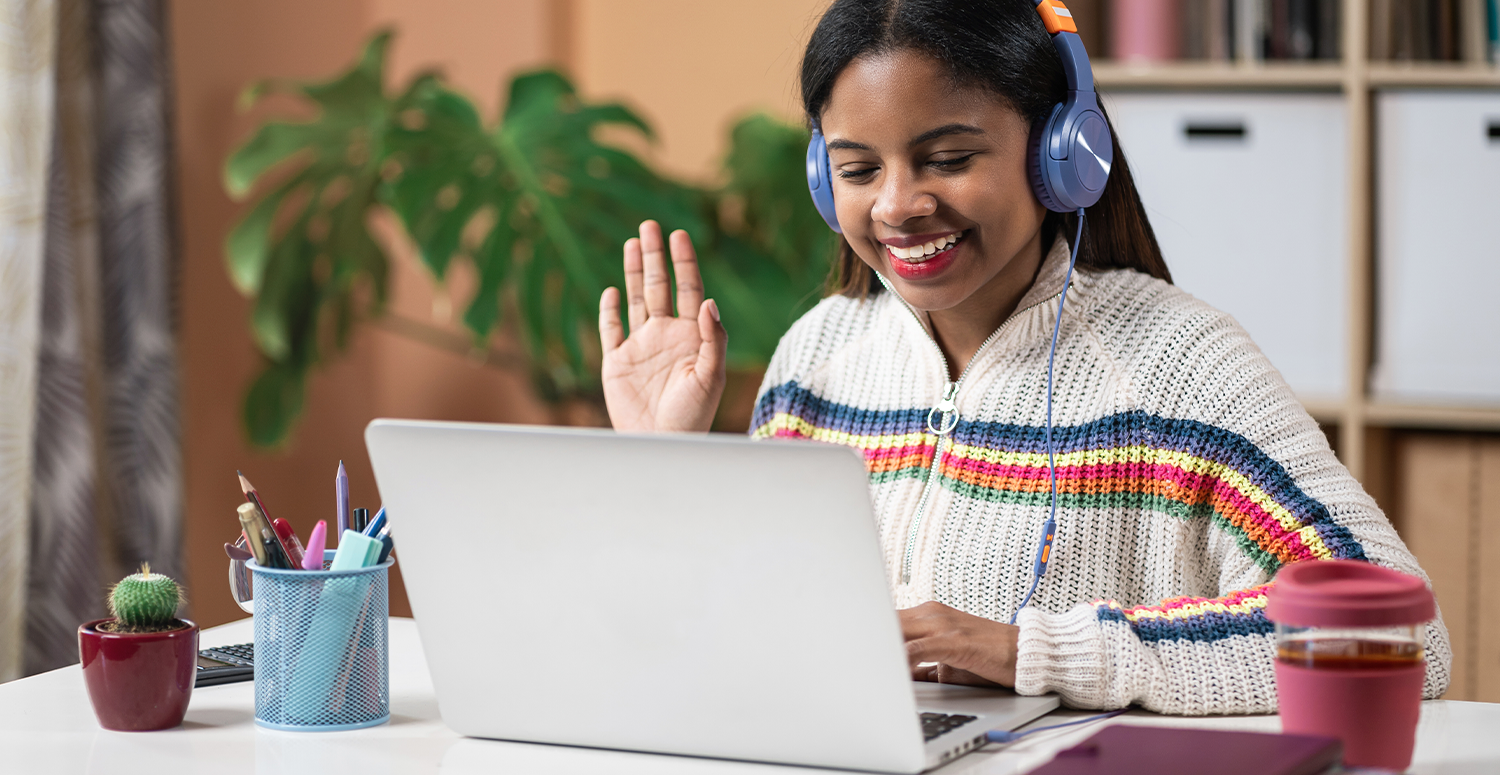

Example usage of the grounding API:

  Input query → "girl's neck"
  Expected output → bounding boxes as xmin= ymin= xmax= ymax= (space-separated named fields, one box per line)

xmin=926 ymin=229 xmax=1048 ymax=380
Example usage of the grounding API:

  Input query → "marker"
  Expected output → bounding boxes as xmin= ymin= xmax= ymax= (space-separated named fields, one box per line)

xmin=351 ymin=507 xmax=369 ymax=534
xmin=335 ymin=461 xmax=349 ymax=544
xmin=302 ymin=520 xmax=327 ymax=570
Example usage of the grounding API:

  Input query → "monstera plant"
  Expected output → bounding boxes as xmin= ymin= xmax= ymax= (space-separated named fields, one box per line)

xmin=225 ymin=31 xmax=835 ymax=447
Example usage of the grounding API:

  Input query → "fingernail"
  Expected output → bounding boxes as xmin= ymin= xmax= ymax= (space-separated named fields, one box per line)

xmin=707 ymin=299 xmax=720 ymax=322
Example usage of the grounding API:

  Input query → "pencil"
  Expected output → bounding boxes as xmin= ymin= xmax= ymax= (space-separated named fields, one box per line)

xmin=238 ymin=470 xmax=272 ymax=522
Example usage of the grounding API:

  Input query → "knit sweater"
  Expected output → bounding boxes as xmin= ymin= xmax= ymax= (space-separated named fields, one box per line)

xmin=749 ymin=236 xmax=1452 ymax=715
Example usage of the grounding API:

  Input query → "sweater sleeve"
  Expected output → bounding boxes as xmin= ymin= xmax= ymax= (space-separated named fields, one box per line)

xmin=1012 ymin=285 xmax=1453 ymax=715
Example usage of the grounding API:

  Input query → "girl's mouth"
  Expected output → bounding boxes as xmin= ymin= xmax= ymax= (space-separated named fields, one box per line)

xmin=886 ymin=230 xmax=968 ymax=280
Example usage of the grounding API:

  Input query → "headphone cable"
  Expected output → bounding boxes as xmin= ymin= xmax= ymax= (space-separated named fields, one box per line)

xmin=1010 ymin=207 xmax=1086 ymax=626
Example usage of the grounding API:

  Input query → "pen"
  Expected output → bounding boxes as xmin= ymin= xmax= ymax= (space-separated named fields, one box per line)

xmin=336 ymin=461 xmax=349 ymax=543
xmin=239 ymin=501 xmax=294 ymax=569
xmin=302 ymin=520 xmax=327 ymax=570
xmin=361 ymin=507 xmax=386 ymax=538
xmin=235 ymin=509 xmax=271 ymax=563
xmin=237 ymin=506 xmax=271 ymax=567
xmin=273 ymin=518 xmax=306 ymax=568
xmin=351 ymin=507 xmax=369 ymax=534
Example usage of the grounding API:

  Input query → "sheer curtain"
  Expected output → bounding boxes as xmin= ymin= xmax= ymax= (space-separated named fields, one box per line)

xmin=0 ymin=0 xmax=182 ymax=681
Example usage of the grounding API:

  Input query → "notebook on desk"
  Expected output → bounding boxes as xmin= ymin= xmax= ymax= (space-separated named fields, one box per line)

xmin=365 ymin=420 xmax=1059 ymax=774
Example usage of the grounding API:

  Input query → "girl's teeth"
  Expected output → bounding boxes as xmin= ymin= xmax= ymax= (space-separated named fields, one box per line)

xmin=890 ymin=233 xmax=960 ymax=261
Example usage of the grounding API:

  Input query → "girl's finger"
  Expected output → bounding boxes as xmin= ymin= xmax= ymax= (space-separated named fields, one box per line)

xmin=670 ymin=229 xmax=703 ymax=319
xmin=696 ymin=298 xmax=727 ymax=386
xmin=599 ymin=287 xmax=625 ymax=353
xmin=638 ymin=220 xmax=674 ymax=319
xmin=623 ymin=237 xmax=647 ymax=331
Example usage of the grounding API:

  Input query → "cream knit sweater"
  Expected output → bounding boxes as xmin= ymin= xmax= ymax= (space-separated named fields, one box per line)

xmin=750 ymin=236 xmax=1451 ymax=714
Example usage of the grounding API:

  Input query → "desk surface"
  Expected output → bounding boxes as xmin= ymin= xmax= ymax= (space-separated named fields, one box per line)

xmin=1 ymin=617 xmax=1496 ymax=775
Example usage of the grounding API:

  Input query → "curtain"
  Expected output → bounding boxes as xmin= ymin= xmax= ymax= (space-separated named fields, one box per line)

xmin=0 ymin=0 xmax=181 ymax=680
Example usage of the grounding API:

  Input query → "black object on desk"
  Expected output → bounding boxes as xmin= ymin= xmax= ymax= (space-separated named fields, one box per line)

xmin=196 ymin=643 xmax=254 ymax=687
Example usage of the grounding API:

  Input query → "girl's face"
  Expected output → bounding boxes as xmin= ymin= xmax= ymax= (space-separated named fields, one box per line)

xmin=820 ymin=49 xmax=1048 ymax=315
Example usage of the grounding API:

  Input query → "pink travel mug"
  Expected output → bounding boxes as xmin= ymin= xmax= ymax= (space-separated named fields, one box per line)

xmin=1266 ymin=560 xmax=1435 ymax=771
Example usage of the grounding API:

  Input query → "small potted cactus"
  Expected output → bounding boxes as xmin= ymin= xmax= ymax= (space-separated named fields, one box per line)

xmin=78 ymin=563 xmax=198 ymax=731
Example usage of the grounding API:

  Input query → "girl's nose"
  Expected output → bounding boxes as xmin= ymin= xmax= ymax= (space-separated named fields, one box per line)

xmin=870 ymin=169 xmax=937 ymax=226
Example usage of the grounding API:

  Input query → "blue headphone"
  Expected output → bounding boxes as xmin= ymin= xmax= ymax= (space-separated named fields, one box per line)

xmin=804 ymin=0 xmax=1112 ymax=231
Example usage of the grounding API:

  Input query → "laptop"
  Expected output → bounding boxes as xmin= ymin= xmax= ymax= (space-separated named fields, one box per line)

xmin=365 ymin=419 xmax=1059 ymax=773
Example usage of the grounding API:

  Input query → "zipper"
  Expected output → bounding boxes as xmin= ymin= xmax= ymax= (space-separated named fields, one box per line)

xmin=881 ymin=275 xmax=1065 ymax=585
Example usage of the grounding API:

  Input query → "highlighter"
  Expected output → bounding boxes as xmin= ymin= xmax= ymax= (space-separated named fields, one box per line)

xmin=302 ymin=520 xmax=327 ymax=570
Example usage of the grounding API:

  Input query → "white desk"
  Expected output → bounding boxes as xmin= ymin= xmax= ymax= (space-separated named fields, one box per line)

xmin=2 ymin=617 xmax=1496 ymax=774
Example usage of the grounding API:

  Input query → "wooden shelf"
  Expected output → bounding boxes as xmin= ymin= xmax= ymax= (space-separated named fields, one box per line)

xmin=1365 ymin=403 xmax=1500 ymax=431
xmin=1095 ymin=62 xmax=1347 ymax=90
xmin=1094 ymin=62 xmax=1500 ymax=90
xmin=1367 ymin=63 xmax=1500 ymax=87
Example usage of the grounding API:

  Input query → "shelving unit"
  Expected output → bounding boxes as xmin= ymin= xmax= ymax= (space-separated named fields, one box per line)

xmin=1093 ymin=0 xmax=1500 ymax=482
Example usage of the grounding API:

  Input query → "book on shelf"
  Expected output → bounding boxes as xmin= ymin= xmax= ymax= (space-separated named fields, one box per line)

xmin=1371 ymin=0 xmax=1476 ymax=61
xmin=1482 ymin=0 xmax=1494 ymax=61
xmin=1100 ymin=0 xmax=1499 ymax=64
xmin=1122 ymin=0 xmax=1342 ymax=64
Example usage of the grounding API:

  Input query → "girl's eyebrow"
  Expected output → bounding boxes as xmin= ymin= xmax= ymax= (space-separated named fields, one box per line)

xmin=910 ymin=123 xmax=985 ymax=146
xmin=826 ymin=123 xmax=986 ymax=152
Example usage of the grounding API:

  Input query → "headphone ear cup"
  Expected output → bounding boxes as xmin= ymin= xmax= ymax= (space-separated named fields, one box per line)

xmin=1027 ymin=112 xmax=1065 ymax=213
xmin=805 ymin=130 xmax=843 ymax=234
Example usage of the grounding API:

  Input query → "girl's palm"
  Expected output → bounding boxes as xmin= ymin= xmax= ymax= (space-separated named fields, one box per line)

xmin=599 ymin=222 xmax=726 ymax=433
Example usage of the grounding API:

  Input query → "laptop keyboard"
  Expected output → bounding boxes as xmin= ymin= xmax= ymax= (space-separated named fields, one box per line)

xmin=920 ymin=712 xmax=979 ymax=741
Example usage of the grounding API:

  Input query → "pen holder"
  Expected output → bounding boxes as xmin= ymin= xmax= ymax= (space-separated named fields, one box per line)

xmin=248 ymin=554 xmax=393 ymax=731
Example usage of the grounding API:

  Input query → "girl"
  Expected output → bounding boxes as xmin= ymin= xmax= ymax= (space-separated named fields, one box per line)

xmin=596 ymin=0 xmax=1450 ymax=714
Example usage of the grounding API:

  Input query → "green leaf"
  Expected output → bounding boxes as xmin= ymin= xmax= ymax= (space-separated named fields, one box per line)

xmin=225 ymin=172 xmax=309 ymax=295
xmin=224 ymin=123 xmax=321 ymax=199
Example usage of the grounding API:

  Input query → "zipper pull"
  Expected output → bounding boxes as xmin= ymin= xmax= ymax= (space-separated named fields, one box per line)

xmin=925 ymin=382 xmax=960 ymax=435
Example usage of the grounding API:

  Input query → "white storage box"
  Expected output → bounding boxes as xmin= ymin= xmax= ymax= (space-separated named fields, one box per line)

xmin=1373 ymin=90 xmax=1500 ymax=406
xmin=1104 ymin=92 xmax=1349 ymax=404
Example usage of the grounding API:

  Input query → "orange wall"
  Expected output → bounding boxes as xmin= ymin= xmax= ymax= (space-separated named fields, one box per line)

xmin=171 ymin=0 xmax=559 ymax=628
xmin=572 ymin=0 xmax=828 ymax=180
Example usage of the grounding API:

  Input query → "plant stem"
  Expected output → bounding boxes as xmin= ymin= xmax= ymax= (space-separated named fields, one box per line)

xmin=370 ymin=312 xmax=531 ymax=372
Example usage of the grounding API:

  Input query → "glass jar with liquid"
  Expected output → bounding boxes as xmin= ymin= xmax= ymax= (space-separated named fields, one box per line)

xmin=1266 ymin=560 xmax=1435 ymax=772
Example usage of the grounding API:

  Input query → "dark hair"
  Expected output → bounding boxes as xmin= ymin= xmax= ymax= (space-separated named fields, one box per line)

xmin=801 ymin=0 xmax=1172 ymax=296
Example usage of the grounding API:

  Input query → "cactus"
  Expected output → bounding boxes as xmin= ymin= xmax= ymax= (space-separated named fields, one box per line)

xmin=108 ymin=563 xmax=182 ymax=632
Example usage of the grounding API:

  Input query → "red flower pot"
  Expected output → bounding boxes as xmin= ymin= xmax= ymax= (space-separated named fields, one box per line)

xmin=78 ymin=618 xmax=198 ymax=731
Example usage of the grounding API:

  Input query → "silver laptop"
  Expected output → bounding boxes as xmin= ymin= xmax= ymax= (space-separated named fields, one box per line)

xmin=365 ymin=419 xmax=1058 ymax=773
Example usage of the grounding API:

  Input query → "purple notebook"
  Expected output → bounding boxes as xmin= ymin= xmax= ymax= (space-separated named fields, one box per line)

xmin=1027 ymin=725 xmax=1341 ymax=775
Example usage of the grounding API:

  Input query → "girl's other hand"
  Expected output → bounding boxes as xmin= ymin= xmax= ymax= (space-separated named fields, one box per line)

xmin=599 ymin=220 xmax=727 ymax=433
xmin=900 ymin=601 xmax=1019 ymax=687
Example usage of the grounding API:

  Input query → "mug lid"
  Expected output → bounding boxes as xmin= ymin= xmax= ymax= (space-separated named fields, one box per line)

xmin=1264 ymin=560 xmax=1435 ymax=628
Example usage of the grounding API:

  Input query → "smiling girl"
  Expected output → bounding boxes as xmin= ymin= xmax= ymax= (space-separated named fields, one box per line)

xmin=596 ymin=0 xmax=1450 ymax=714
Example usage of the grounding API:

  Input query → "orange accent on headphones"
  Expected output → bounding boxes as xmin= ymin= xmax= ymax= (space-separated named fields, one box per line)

xmin=1035 ymin=0 xmax=1079 ymax=34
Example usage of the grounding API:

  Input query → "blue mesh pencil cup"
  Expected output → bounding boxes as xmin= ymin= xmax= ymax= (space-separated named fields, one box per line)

xmin=248 ymin=554 xmax=393 ymax=731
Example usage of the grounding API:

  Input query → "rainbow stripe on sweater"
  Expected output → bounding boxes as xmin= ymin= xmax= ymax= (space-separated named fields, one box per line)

xmin=752 ymin=381 xmax=1367 ymax=644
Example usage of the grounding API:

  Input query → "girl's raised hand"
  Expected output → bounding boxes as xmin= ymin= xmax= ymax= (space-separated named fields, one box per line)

xmin=598 ymin=220 xmax=727 ymax=433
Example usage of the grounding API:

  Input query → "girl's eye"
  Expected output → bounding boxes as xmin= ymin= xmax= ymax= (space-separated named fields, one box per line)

xmin=929 ymin=153 xmax=977 ymax=170
xmin=838 ymin=167 xmax=876 ymax=181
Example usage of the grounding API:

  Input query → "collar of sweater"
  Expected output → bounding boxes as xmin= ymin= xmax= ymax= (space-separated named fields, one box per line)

xmin=879 ymin=233 xmax=1078 ymax=377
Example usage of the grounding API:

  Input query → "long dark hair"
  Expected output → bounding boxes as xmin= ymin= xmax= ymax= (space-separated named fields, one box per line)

xmin=801 ymin=0 xmax=1172 ymax=296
